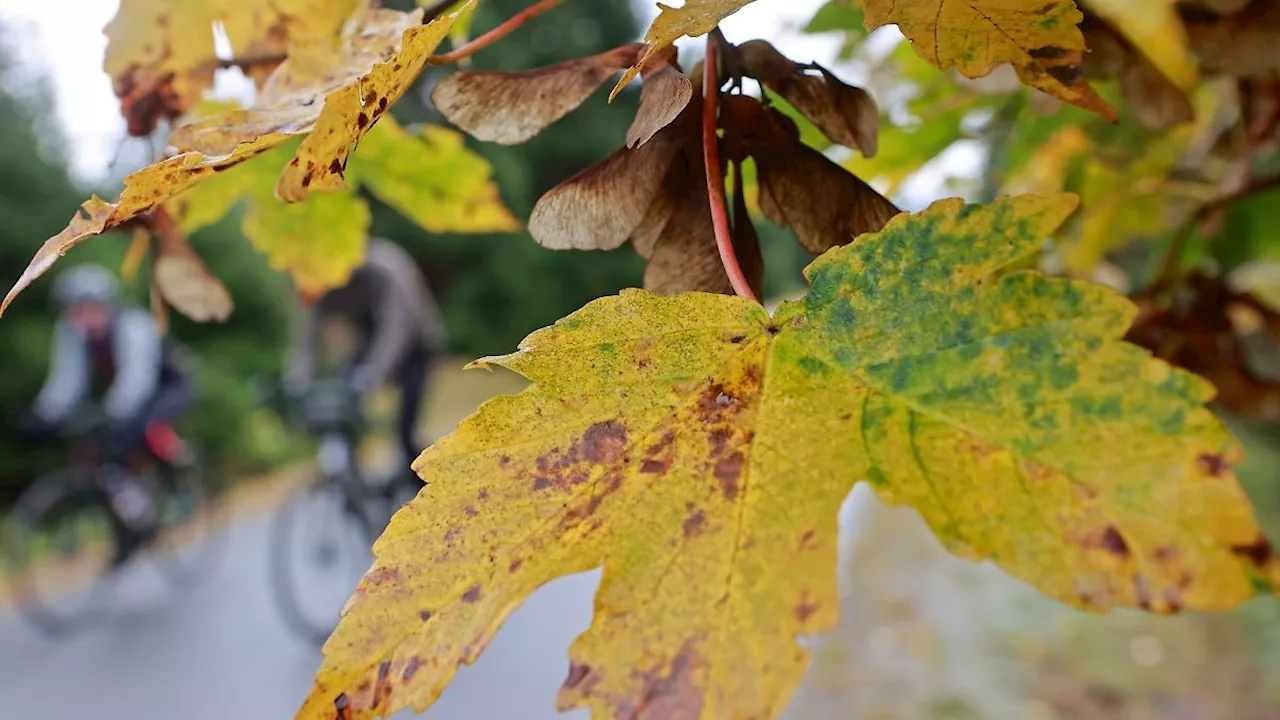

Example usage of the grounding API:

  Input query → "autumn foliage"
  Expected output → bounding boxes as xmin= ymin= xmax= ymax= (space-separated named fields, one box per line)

xmin=5 ymin=0 xmax=1280 ymax=719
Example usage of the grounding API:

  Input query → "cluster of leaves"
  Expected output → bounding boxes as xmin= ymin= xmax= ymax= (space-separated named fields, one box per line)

xmin=5 ymin=1 xmax=1280 ymax=719
xmin=1 ymin=1 xmax=513 ymax=319
xmin=819 ymin=0 xmax=1280 ymax=419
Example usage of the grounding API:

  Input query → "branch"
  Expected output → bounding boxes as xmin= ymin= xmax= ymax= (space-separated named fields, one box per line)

xmin=430 ymin=0 xmax=566 ymax=65
xmin=703 ymin=32 xmax=758 ymax=303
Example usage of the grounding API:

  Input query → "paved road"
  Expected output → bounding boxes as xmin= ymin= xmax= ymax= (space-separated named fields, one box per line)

xmin=0 ymin=503 xmax=598 ymax=720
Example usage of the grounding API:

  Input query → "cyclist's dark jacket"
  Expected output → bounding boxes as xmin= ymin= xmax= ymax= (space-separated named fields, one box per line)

xmin=34 ymin=308 xmax=186 ymax=424
xmin=287 ymin=238 xmax=443 ymax=389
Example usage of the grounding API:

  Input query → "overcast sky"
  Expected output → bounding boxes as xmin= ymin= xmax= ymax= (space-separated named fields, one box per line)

xmin=0 ymin=0 xmax=840 ymax=183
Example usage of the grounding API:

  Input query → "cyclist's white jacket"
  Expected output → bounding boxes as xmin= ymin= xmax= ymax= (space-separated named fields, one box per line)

xmin=34 ymin=308 xmax=164 ymax=423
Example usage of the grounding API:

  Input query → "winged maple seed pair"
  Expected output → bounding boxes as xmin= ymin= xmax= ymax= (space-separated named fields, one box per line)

xmin=433 ymin=33 xmax=900 ymax=296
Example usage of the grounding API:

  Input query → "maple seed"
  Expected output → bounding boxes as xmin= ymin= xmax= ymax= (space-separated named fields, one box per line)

xmin=433 ymin=44 xmax=645 ymax=146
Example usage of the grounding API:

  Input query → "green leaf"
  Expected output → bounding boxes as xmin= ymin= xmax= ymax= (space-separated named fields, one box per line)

xmin=805 ymin=0 xmax=865 ymax=34
xmin=296 ymin=194 xmax=1277 ymax=720
xmin=346 ymin=118 xmax=518 ymax=234
xmin=168 ymin=141 xmax=370 ymax=296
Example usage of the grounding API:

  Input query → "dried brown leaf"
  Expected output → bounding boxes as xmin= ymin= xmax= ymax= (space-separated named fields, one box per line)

xmin=1082 ymin=23 xmax=1192 ymax=131
xmin=728 ymin=102 xmax=899 ymax=254
xmin=1185 ymin=1 xmax=1280 ymax=76
xmin=149 ymin=208 xmax=233 ymax=323
xmin=433 ymin=44 xmax=644 ymax=146
xmin=529 ymin=109 xmax=696 ymax=251
xmin=626 ymin=51 xmax=694 ymax=149
xmin=738 ymin=40 xmax=879 ymax=157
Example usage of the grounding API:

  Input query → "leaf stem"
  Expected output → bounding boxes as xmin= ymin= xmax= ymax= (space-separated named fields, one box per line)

xmin=430 ymin=0 xmax=566 ymax=65
xmin=703 ymin=32 xmax=758 ymax=303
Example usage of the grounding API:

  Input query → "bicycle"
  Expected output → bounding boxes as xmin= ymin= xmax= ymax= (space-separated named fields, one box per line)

xmin=260 ymin=377 xmax=417 ymax=645
xmin=1 ymin=408 xmax=219 ymax=637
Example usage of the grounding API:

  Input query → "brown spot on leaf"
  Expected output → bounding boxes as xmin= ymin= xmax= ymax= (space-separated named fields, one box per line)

xmin=301 ymin=174 xmax=313 ymax=188
xmin=1196 ymin=452 xmax=1229 ymax=477
xmin=1047 ymin=64 xmax=1084 ymax=88
xmin=633 ymin=640 xmax=704 ymax=719
xmin=1029 ymin=46 xmax=1069 ymax=60
xmin=1231 ymin=533 xmax=1275 ymax=567
xmin=508 ymin=557 xmax=524 ymax=573
xmin=564 ymin=662 xmax=594 ymax=690
xmin=583 ymin=420 xmax=628 ymax=464
xmin=498 ymin=456 xmax=511 ymax=467
xmin=794 ymin=593 xmax=819 ymax=622
xmin=715 ymin=452 xmax=745 ymax=500
xmin=683 ymin=504 xmax=707 ymax=538
xmin=417 ymin=610 xmax=433 ymax=621
xmin=328 ymin=158 xmax=343 ymax=175
xmin=729 ymin=334 xmax=746 ymax=344
xmin=799 ymin=529 xmax=817 ymax=550
xmin=478 ymin=488 xmax=490 ymax=501
xmin=378 ymin=97 xmax=388 ymax=111
xmin=1154 ymin=545 xmax=1178 ymax=563
xmin=334 ymin=693 xmax=351 ymax=720
xmin=464 ymin=505 xmax=479 ymax=517
xmin=366 ymin=567 xmax=400 ymax=585
xmin=532 ymin=476 xmax=552 ymax=491
xmin=1098 ymin=526 xmax=1130 ymax=559
xmin=641 ymin=458 xmax=670 ymax=474
xmin=402 ymin=656 xmax=422 ymax=682
xmin=641 ymin=431 xmax=676 ymax=476
xmin=1134 ymin=574 xmax=1152 ymax=610
xmin=696 ymin=383 xmax=742 ymax=424
xmin=461 ymin=584 xmax=483 ymax=603
xmin=357 ymin=112 xmax=369 ymax=129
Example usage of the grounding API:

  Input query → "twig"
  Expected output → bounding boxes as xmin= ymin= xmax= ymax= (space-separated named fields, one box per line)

xmin=702 ymin=32 xmax=757 ymax=302
xmin=430 ymin=0 xmax=565 ymax=65
xmin=1150 ymin=173 xmax=1280 ymax=292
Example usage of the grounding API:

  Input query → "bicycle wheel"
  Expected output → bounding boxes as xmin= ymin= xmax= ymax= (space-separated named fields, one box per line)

xmin=269 ymin=478 xmax=375 ymax=645
xmin=151 ymin=445 xmax=225 ymax=591
xmin=2 ymin=472 xmax=119 ymax=636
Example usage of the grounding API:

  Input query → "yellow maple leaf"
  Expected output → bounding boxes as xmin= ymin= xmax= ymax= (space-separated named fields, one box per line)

xmin=861 ymin=0 xmax=1118 ymax=121
xmin=103 ymin=0 xmax=359 ymax=135
xmin=296 ymin=194 xmax=1277 ymax=720
xmin=0 ymin=134 xmax=284 ymax=315
xmin=167 ymin=140 xmax=370 ymax=297
xmin=172 ymin=4 xmax=468 ymax=203
xmin=345 ymin=119 xmax=519 ymax=233
xmin=168 ymin=115 xmax=514 ymax=295
xmin=4 ymin=4 xmax=478 ymax=311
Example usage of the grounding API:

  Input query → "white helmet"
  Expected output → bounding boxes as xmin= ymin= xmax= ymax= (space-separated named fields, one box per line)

xmin=53 ymin=265 xmax=119 ymax=308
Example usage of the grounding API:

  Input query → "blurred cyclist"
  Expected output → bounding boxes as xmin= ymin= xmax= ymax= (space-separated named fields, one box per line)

xmin=30 ymin=264 xmax=193 ymax=565
xmin=285 ymin=238 xmax=444 ymax=487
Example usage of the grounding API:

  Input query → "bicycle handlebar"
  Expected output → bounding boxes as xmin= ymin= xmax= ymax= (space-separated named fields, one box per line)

xmin=253 ymin=375 xmax=365 ymax=434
